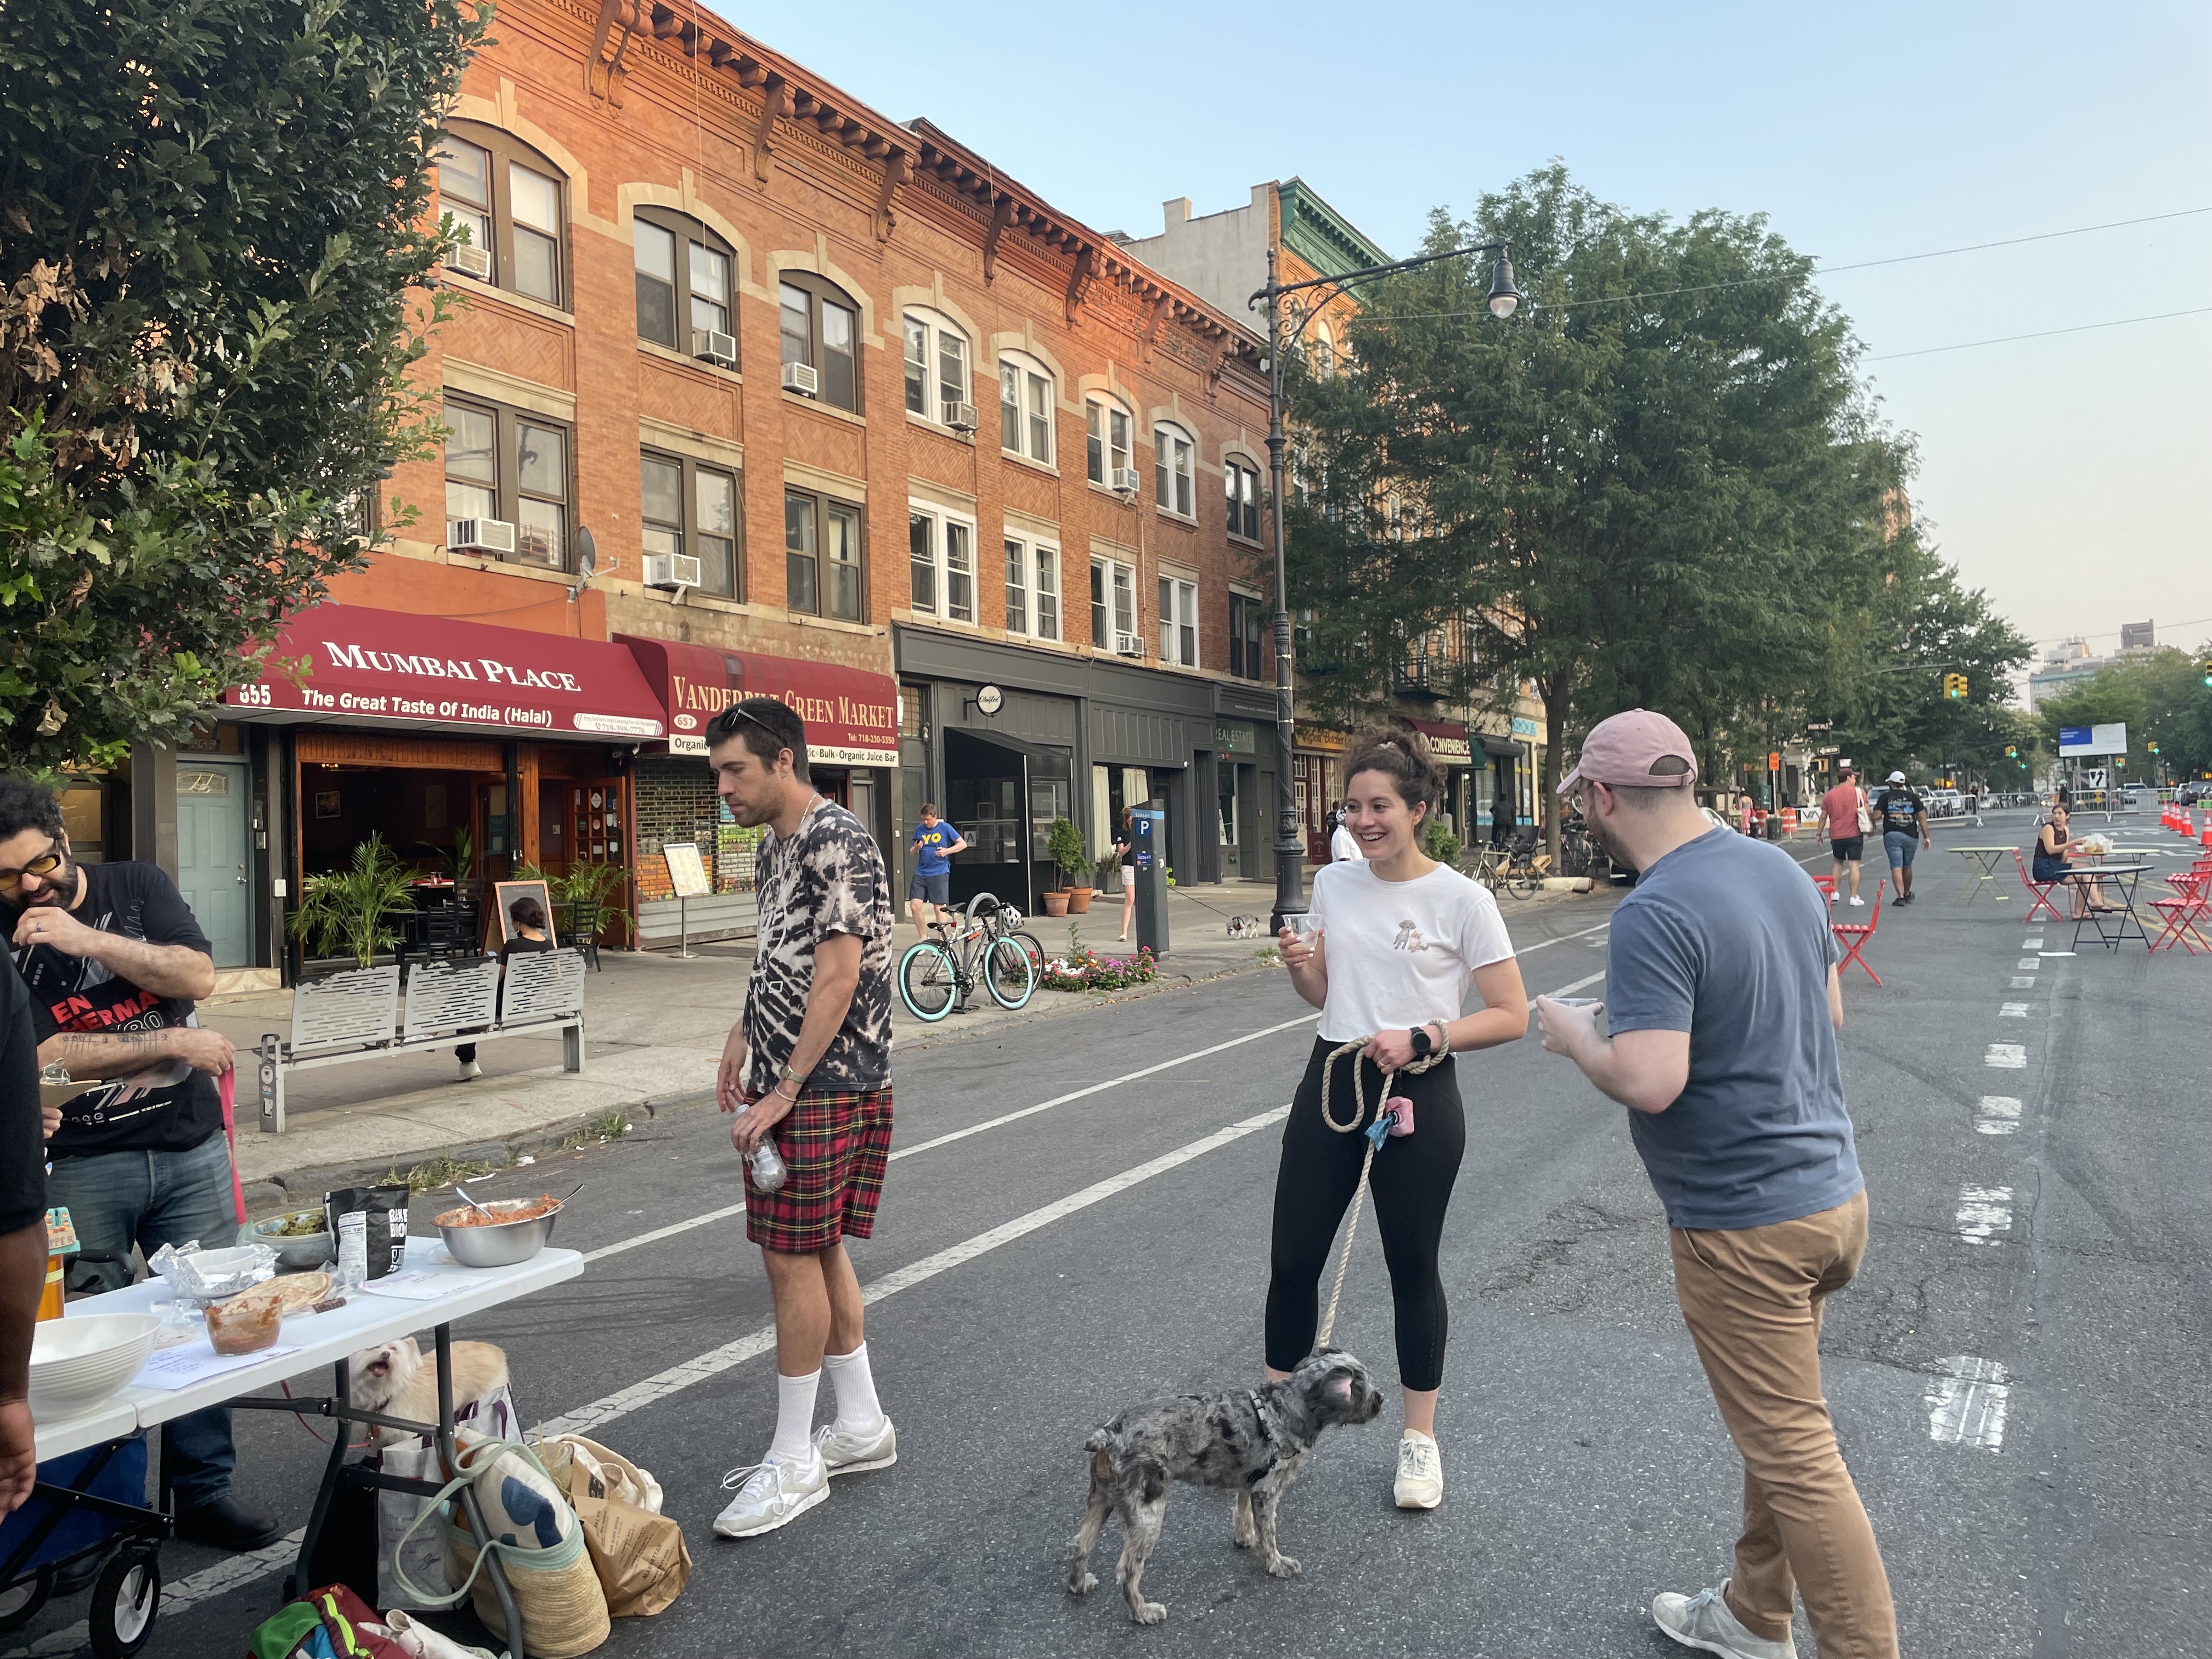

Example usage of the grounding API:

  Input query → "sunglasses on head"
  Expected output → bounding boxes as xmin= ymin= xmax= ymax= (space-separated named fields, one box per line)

xmin=0 ymin=846 xmax=63 ymax=894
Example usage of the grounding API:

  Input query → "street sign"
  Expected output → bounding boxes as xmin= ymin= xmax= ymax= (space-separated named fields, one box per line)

xmin=2083 ymin=768 xmax=2108 ymax=790
xmin=1815 ymin=745 xmax=1840 ymax=757
xmin=1805 ymin=721 xmax=1832 ymax=732
xmin=2059 ymin=723 xmax=2127 ymax=756
xmin=1767 ymin=752 xmax=1781 ymax=770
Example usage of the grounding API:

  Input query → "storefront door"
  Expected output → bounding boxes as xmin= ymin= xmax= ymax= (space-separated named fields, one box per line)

xmin=176 ymin=760 xmax=252 ymax=968
xmin=1294 ymin=754 xmax=1330 ymax=862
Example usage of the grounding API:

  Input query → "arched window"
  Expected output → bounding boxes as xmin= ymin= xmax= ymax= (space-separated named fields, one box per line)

xmin=1086 ymin=396 xmax=1133 ymax=488
xmin=1312 ymin=319 xmax=1335 ymax=379
xmin=780 ymin=272 xmax=862 ymax=413
xmin=438 ymin=122 xmax=568 ymax=309
xmin=1154 ymin=422 xmax=1194 ymax=520
xmin=902 ymin=308 xmax=971 ymax=426
xmin=998 ymin=352 xmax=1055 ymax=464
xmin=634 ymin=210 xmax=737 ymax=365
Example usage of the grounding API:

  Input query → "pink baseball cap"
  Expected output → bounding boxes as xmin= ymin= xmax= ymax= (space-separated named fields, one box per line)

xmin=1557 ymin=709 xmax=1699 ymax=794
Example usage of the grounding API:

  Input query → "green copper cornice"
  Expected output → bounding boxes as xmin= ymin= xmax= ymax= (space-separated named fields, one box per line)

xmin=1277 ymin=177 xmax=1390 ymax=278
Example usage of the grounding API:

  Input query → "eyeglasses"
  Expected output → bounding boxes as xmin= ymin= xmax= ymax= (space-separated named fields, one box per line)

xmin=0 ymin=845 xmax=63 ymax=894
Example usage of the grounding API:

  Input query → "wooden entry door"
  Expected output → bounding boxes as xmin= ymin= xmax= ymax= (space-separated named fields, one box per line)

xmin=1294 ymin=754 xmax=1330 ymax=862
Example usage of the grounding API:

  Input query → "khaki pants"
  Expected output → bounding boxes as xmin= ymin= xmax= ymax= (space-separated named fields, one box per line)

xmin=1669 ymin=1189 xmax=1898 ymax=1658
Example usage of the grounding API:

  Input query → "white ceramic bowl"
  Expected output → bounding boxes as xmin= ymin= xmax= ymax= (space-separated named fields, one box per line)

xmin=29 ymin=1314 xmax=161 ymax=1421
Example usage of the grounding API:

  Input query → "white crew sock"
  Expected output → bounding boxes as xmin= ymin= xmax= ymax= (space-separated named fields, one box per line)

xmin=822 ymin=1342 xmax=885 ymax=1434
xmin=770 ymin=1369 xmax=820 ymax=1464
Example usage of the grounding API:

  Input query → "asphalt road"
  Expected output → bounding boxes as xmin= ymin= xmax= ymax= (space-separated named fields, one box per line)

xmin=16 ymin=809 xmax=2209 ymax=1658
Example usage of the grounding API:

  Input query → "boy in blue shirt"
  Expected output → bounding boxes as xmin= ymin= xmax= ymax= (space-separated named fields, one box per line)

xmin=906 ymin=806 xmax=966 ymax=935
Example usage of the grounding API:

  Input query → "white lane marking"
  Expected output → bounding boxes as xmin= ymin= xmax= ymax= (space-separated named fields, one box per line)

xmin=2015 ymin=958 xmax=2039 ymax=969
xmin=1539 ymin=970 xmax=1607 ymax=998
xmin=581 ymin=1204 xmax=749 ymax=1264
xmin=1955 ymin=1184 xmax=2015 ymax=1244
xmin=1517 ymin=918 xmax=1615 ymax=953
xmin=2022 ymin=937 xmax=2043 ymax=949
xmin=80 ymin=1104 xmax=1297 ymax=1632
xmin=1985 ymin=1043 xmax=2027 ymax=1069
xmin=2009 ymin=977 xmax=2036 ymax=989
xmin=1976 ymin=1095 xmax=2023 ymax=1135
xmin=1927 ymin=1356 xmax=2011 ymax=1449
xmin=1999 ymin=1002 xmax=2030 ymax=1017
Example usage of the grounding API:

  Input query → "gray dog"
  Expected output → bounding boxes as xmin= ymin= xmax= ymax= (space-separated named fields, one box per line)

xmin=1066 ymin=1347 xmax=1384 ymax=1625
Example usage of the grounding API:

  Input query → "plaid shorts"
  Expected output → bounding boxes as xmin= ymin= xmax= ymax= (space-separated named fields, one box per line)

xmin=746 ymin=1086 xmax=894 ymax=1254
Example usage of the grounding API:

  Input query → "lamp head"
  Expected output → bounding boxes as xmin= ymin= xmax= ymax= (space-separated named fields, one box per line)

xmin=1486 ymin=249 xmax=1521 ymax=319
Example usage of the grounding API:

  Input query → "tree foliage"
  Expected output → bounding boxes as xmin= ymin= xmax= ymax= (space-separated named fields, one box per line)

xmin=0 ymin=0 xmax=487 ymax=771
xmin=1283 ymin=164 xmax=2029 ymax=843
xmin=2036 ymin=647 xmax=2212 ymax=783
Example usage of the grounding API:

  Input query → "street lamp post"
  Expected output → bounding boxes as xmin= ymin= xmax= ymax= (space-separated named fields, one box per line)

xmin=1250 ymin=238 xmax=1520 ymax=929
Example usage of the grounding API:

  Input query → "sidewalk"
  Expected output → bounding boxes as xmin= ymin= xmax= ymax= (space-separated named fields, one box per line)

xmin=204 ymin=879 xmax=1301 ymax=1204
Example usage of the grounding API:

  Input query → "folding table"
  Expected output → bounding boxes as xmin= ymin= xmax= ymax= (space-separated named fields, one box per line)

xmin=2057 ymin=863 xmax=2152 ymax=952
xmin=1944 ymin=846 xmax=2014 ymax=905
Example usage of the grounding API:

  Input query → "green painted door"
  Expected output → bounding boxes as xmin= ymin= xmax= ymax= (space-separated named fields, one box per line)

xmin=176 ymin=760 xmax=252 ymax=968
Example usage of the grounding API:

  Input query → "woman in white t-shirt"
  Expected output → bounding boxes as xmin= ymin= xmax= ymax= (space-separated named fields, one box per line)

xmin=1272 ymin=729 xmax=1529 ymax=1511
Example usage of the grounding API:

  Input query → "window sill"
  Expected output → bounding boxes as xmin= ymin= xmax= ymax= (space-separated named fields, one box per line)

xmin=444 ymin=549 xmax=575 ymax=584
xmin=444 ymin=276 xmax=574 ymax=330
xmin=782 ymin=390 xmax=867 ymax=427
xmin=1156 ymin=511 xmax=1200 ymax=531
xmin=626 ymin=585 xmax=883 ymax=637
xmin=1000 ymin=449 xmax=1059 ymax=479
xmin=639 ymin=339 xmax=742 ymax=385
xmin=1228 ymin=531 xmax=1265 ymax=551
xmin=904 ymin=409 xmax=977 ymax=444
xmin=1085 ymin=480 xmax=1140 ymax=504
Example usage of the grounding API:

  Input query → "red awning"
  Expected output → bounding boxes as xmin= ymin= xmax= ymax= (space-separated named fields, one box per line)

xmin=1407 ymin=719 xmax=1472 ymax=763
xmin=616 ymin=635 xmax=899 ymax=766
xmin=220 ymin=605 xmax=667 ymax=740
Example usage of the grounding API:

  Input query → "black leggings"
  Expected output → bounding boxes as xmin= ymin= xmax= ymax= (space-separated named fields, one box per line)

xmin=1265 ymin=1037 xmax=1467 ymax=1391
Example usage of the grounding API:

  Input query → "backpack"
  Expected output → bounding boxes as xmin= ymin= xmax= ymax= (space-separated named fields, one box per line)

xmin=246 ymin=1584 xmax=407 ymax=1659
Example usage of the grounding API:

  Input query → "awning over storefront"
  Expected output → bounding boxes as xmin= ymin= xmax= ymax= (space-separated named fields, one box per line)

xmin=617 ymin=635 xmax=898 ymax=765
xmin=1478 ymin=732 xmax=1521 ymax=759
xmin=1408 ymin=719 xmax=1472 ymax=764
xmin=220 ymin=605 xmax=666 ymax=740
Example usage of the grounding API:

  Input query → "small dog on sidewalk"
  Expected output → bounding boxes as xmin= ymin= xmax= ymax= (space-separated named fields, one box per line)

xmin=1066 ymin=1347 xmax=1383 ymax=1625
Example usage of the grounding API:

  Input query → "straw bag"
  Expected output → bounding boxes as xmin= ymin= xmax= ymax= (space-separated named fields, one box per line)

xmin=538 ymin=1435 xmax=690 ymax=1617
xmin=395 ymin=1435 xmax=609 ymax=1658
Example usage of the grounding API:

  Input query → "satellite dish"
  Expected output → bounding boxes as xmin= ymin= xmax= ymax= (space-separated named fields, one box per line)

xmin=568 ymin=527 xmax=598 ymax=601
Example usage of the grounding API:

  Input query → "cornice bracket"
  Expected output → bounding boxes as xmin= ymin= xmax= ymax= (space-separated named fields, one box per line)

xmin=1063 ymin=244 xmax=1098 ymax=326
xmin=752 ymin=74 xmax=789 ymax=184
xmin=981 ymin=192 xmax=1015 ymax=284
xmin=873 ymin=150 xmax=912 ymax=242
xmin=1139 ymin=292 xmax=1171 ymax=360
xmin=586 ymin=0 xmax=641 ymax=107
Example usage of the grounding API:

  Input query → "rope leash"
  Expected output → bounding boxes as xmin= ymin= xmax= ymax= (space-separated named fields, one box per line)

xmin=1313 ymin=1036 xmax=1446 ymax=1350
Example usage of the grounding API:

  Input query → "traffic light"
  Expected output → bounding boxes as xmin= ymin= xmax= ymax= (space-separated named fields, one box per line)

xmin=1943 ymin=673 xmax=1967 ymax=700
xmin=2005 ymin=744 xmax=2017 ymax=757
xmin=2201 ymin=656 xmax=2212 ymax=688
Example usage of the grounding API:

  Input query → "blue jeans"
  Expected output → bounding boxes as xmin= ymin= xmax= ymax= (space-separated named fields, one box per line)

xmin=1883 ymin=830 xmax=1920 ymax=870
xmin=46 ymin=1132 xmax=241 ymax=1507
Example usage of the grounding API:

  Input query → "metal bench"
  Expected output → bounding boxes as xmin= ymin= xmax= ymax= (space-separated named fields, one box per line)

xmin=254 ymin=949 xmax=587 ymax=1133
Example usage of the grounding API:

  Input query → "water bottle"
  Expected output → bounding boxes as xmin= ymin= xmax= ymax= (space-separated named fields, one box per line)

xmin=749 ymin=1137 xmax=787 ymax=1193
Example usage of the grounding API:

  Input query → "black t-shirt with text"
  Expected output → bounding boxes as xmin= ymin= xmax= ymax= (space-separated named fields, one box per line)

xmin=15 ymin=862 xmax=221 ymax=1159
xmin=1874 ymin=788 xmax=1925 ymax=836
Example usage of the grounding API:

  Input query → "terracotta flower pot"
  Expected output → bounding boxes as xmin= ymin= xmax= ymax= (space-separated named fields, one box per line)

xmin=1066 ymin=887 xmax=1093 ymax=913
xmin=1041 ymin=891 xmax=1070 ymax=916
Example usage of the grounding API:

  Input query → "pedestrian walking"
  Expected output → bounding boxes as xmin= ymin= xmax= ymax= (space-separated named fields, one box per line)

xmin=1872 ymin=771 xmax=1931 ymax=905
xmin=1112 ymin=808 xmax=1136 ymax=943
xmin=1535 ymin=709 xmax=1895 ymax=1659
xmin=0 ymin=952 xmax=47 ymax=1519
xmin=1271 ymin=730 xmax=1528 ymax=1510
xmin=1818 ymin=764 xmax=1870 ymax=908
xmin=0 ymin=776 xmax=280 ymax=1549
xmin=708 ymin=699 xmax=898 ymax=1539
xmin=904 ymin=805 xmax=965 ymax=936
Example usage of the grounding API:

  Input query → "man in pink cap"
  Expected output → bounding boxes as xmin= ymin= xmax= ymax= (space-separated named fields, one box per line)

xmin=1536 ymin=709 xmax=1895 ymax=1659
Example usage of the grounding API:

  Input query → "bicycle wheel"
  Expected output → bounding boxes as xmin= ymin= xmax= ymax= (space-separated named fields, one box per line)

xmin=1012 ymin=929 xmax=1046 ymax=980
xmin=983 ymin=934 xmax=1036 ymax=1009
xmin=898 ymin=939 xmax=960 ymax=1022
xmin=1504 ymin=867 xmax=1538 ymax=899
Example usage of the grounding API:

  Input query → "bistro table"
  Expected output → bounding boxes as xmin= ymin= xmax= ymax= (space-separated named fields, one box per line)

xmin=1945 ymin=846 xmax=2016 ymax=905
xmin=45 ymin=1240 xmax=583 ymax=1655
xmin=2057 ymin=862 xmax=2153 ymax=952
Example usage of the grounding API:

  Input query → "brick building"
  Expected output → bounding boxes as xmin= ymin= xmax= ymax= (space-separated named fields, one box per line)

xmin=180 ymin=0 xmax=1282 ymax=974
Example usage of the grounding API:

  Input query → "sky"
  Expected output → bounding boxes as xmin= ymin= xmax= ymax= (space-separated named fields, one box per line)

xmin=764 ymin=0 xmax=2211 ymax=670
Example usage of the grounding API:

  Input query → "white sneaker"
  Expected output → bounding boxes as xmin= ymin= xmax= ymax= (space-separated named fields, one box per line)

xmin=1826 ymin=891 xmax=1837 ymax=905
xmin=1848 ymin=895 xmax=1865 ymax=907
xmin=1652 ymin=1580 xmax=1796 ymax=1659
xmin=712 ymin=1450 xmax=828 ymax=1538
xmin=456 ymin=1058 xmax=482 ymax=1080
xmin=1392 ymin=1430 xmax=1442 ymax=1509
xmin=812 ymin=1416 xmax=897 ymax=1476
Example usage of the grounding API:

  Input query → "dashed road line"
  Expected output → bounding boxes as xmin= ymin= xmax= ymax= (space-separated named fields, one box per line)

xmin=2008 ymin=977 xmax=2036 ymax=989
xmin=2015 ymin=957 xmax=2039 ymax=969
xmin=1927 ymin=1357 xmax=2012 ymax=1449
xmin=2022 ymin=936 xmax=2044 ymax=949
xmin=1985 ymin=1043 xmax=2027 ymax=1069
xmin=1999 ymin=1002 xmax=2030 ymax=1017
xmin=1976 ymin=1096 xmax=2023 ymax=1135
xmin=1955 ymin=1184 xmax=2015 ymax=1244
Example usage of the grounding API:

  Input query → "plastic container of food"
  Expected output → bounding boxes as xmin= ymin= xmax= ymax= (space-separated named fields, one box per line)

xmin=433 ymin=1196 xmax=563 ymax=1268
xmin=247 ymin=1211 xmax=336 ymax=1272
xmin=203 ymin=1294 xmax=283 ymax=1356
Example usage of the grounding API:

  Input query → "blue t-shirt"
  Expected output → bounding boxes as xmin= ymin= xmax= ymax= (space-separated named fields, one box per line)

xmin=1604 ymin=828 xmax=1863 ymax=1231
xmin=910 ymin=821 xmax=960 ymax=877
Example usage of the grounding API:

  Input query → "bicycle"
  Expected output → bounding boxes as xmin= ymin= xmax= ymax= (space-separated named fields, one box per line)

xmin=983 ymin=899 xmax=1046 ymax=983
xmin=1494 ymin=830 xmax=1549 ymax=899
xmin=1463 ymin=844 xmax=1508 ymax=894
xmin=896 ymin=893 xmax=1037 ymax=1022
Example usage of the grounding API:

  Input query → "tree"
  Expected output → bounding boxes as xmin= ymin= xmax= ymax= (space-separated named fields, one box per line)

xmin=2037 ymin=647 xmax=2212 ymax=784
xmin=0 ymin=0 xmax=487 ymax=772
xmin=1285 ymin=165 xmax=1934 ymax=856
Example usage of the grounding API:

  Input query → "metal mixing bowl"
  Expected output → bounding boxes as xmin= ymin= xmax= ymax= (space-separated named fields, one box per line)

xmin=436 ymin=1203 xmax=562 ymax=1268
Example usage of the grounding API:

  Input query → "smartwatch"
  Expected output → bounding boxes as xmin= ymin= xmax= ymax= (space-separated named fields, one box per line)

xmin=1409 ymin=1025 xmax=1433 ymax=1059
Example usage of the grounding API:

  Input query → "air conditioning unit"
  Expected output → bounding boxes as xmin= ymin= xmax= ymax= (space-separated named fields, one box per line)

xmin=942 ymin=399 xmax=978 ymax=433
xmin=781 ymin=361 xmax=819 ymax=396
xmin=444 ymin=242 xmax=492 ymax=280
xmin=692 ymin=328 xmax=737 ymax=368
xmin=1114 ymin=631 xmax=1146 ymax=658
xmin=1109 ymin=467 xmax=1141 ymax=495
xmin=644 ymin=552 xmax=703 ymax=591
xmin=448 ymin=517 xmax=516 ymax=555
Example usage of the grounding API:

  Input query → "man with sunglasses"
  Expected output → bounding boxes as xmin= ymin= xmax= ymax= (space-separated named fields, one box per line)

xmin=0 ymin=776 xmax=280 ymax=1551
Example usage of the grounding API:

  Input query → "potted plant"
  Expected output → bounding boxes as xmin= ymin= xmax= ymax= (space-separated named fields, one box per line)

xmin=287 ymin=834 xmax=417 ymax=972
xmin=1045 ymin=817 xmax=1093 ymax=913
